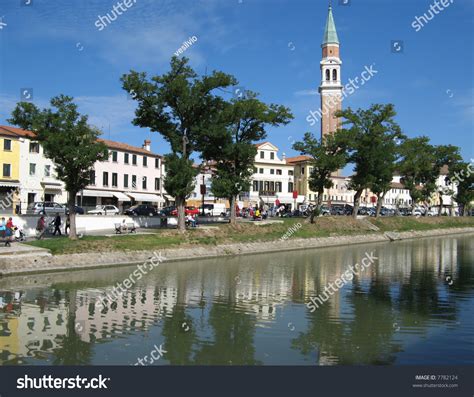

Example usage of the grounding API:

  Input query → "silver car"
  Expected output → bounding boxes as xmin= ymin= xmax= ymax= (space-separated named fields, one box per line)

xmin=26 ymin=202 xmax=67 ymax=215
xmin=87 ymin=205 xmax=120 ymax=215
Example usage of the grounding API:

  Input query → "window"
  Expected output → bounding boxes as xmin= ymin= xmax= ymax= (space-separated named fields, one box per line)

xmin=326 ymin=69 xmax=330 ymax=81
xmin=29 ymin=163 xmax=36 ymax=176
xmin=270 ymin=169 xmax=275 ymax=175
xmin=29 ymin=142 xmax=40 ymax=153
xmin=270 ymin=152 xmax=275 ymax=160
xmin=276 ymin=169 xmax=282 ymax=175
xmin=253 ymin=180 xmax=259 ymax=191
xmin=124 ymin=153 xmax=129 ymax=164
xmin=124 ymin=174 xmax=129 ymax=188
xmin=155 ymin=177 xmax=160 ymax=191
xmin=44 ymin=165 xmax=51 ymax=177
xmin=260 ymin=151 xmax=264 ymax=159
xmin=333 ymin=69 xmax=337 ymax=81
xmin=253 ymin=167 xmax=257 ymax=174
xmin=143 ymin=156 xmax=147 ymax=167
xmin=103 ymin=172 xmax=109 ymax=186
xmin=288 ymin=182 xmax=294 ymax=193
xmin=3 ymin=164 xmax=11 ymax=177
xmin=112 ymin=151 xmax=118 ymax=162
xmin=259 ymin=168 xmax=264 ymax=174
xmin=90 ymin=170 xmax=96 ymax=185
xmin=309 ymin=167 xmax=313 ymax=174
xmin=275 ymin=182 xmax=282 ymax=192
xmin=288 ymin=170 xmax=294 ymax=176
xmin=259 ymin=181 xmax=264 ymax=191
xmin=132 ymin=154 xmax=137 ymax=165
xmin=132 ymin=175 xmax=137 ymax=189
xmin=142 ymin=176 xmax=147 ymax=190
xmin=301 ymin=166 xmax=305 ymax=174
xmin=3 ymin=139 xmax=11 ymax=151
xmin=112 ymin=173 xmax=118 ymax=187
xmin=264 ymin=181 xmax=270 ymax=191
xmin=155 ymin=158 xmax=160 ymax=169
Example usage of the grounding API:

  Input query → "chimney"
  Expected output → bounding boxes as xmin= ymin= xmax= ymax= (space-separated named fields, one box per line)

xmin=143 ymin=139 xmax=151 ymax=151
xmin=282 ymin=152 xmax=286 ymax=161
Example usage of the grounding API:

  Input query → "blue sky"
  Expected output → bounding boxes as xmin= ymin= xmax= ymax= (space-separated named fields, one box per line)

xmin=0 ymin=0 xmax=473 ymax=162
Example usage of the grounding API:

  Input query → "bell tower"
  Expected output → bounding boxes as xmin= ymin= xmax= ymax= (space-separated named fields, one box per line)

xmin=319 ymin=5 xmax=342 ymax=140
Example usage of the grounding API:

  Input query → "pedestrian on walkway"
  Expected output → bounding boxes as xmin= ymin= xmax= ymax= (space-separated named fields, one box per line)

xmin=36 ymin=215 xmax=46 ymax=240
xmin=53 ymin=213 xmax=62 ymax=236
xmin=65 ymin=214 xmax=71 ymax=235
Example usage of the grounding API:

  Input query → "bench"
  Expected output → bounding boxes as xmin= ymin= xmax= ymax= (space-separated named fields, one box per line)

xmin=114 ymin=223 xmax=137 ymax=234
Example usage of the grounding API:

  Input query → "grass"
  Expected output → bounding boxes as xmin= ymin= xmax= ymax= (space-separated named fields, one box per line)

xmin=25 ymin=216 xmax=474 ymax=255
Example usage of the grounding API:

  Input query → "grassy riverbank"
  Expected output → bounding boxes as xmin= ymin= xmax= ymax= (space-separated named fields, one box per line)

xmin=25 ymin=216 xmax=474 ymax=255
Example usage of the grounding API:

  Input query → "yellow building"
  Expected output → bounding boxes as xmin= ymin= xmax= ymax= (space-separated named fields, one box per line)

xmin=0 ymin=128 xmax=21 ymax=214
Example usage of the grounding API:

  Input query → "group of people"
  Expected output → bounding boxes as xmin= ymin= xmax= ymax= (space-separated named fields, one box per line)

xmin=0 ymin=217 xmax=16 ymax=246
xmin=249 ymin=206 xmax=268 ymax=221
xmin=35 ymin=213 xmax=71 ymax=240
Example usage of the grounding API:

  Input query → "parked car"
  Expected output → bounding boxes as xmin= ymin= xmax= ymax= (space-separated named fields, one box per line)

xmin=26 ymin=202 xmax=67 ymax=215
xmin=159 ymin=206 xmax=176 ymax=217
xmin=199 ymin=203 xmax=227 ymax=217
xmin=87 ymin=205 xmax=120 ymax=215
xmin=170 ymin=206 xmax=200 ymax=216
xmin=64 ymin=205 xmax=85 ymax=215
xmin=124 ymin=204 xmax=158 ymax=217
xmin=320 ymin=205 xmax=331 ymax=216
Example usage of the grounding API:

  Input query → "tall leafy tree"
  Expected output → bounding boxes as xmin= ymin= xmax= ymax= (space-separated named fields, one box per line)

xmin=201 ymin=92 xmax=293 ymax=224
xmin=452 ymin=161 xmax=474 ymax=216
xmin=336 ymin=104 xmax=403 ymax=218
xmin=8 ymin=95 xmax=108 ymax=239
xmin=292 ymin=131 xmax=349 ymax=220
xmin=122 ymin=56 xmax=236 ymax=231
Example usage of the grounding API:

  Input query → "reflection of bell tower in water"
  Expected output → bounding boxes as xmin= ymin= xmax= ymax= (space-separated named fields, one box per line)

xmin=319 ymin=5 xmax=342 ymax=141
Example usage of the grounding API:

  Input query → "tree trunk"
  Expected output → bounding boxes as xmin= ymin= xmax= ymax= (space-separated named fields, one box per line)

xmin=352 ymin=190 xmax=363 ymax=219
xmin=317 ymin=189 xmax=324 ymax=209
xmin=463 ymin=205 xmax=468 ymax=217
xmin=438 ymin=195 xmax=443 ymax=216
xmin=68 ymin=192 xmax=77 ymax=240
xmin=229 ymin=195 xmax=237 ymax=225
xmin=176 ymin=196 xmax=186 ymax=233
xmin=375 ymin=192 xmax=384 ymax=218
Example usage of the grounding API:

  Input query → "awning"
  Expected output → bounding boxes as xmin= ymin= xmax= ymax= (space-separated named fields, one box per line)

xmin=42 ymin=182 xmax=63 ymax=191
xmin=164 ymin=195 xmax=174 ymax=201
xmin=128 ymin=192 xmax=165 ymax=203
xmin=78 ymin=189 xmax=114 ymax=198
xmin=0 ymin=181 xmax=20 ymax=188
xmin=113 ymin=192 xmax=131 ymax=201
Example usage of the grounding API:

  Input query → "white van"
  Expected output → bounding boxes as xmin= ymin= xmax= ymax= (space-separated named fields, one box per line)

xmin=200 ymin=203 xmax=227 ymax=216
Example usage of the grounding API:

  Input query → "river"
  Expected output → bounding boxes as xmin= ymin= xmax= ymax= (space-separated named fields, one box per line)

xmin=0 ymin=234 xmax=472 ymax=365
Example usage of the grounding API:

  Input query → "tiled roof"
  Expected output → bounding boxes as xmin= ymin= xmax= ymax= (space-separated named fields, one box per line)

xmin=286 ymin=155 xmax=311 ymax=164
xmin=98 ymin=138 xmax=161 ymax=157
xmin=0 ymin=125 xmax=162 ymax=157
xmin=0 ymin=125 xmax=36 ymax=138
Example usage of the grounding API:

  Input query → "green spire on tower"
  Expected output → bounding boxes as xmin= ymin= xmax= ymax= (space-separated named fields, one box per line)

xmin=322 ymin=5 xmax=339 ymax=45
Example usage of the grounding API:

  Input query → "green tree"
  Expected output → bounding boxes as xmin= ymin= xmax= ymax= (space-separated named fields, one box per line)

xmin=336 ymin=104 xmax=403 ymax=218
xmin=452 ymin=161 xmax=474 ymax=216
xmin=202 ymin=92 xmax=293 ymax=224
xmin=122 ymin=56 xmax=236 ymax=231
xmin=8 ymin=95 xmax=108 ymax=239
xmin=292 ymin=131 xmax=349 ymax=221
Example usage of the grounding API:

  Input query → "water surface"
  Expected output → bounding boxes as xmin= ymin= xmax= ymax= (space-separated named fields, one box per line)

xmin=0 ymin=234 xmax=473 ymax=365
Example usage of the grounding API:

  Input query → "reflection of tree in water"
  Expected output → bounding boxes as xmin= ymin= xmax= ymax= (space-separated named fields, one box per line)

xmin=292 ymin=268 xmax=399 ymax=365
xmin=52 ymin=290 xmax=92 ymax=365
xmin=194 ymin=298 xmax=260 ymax=365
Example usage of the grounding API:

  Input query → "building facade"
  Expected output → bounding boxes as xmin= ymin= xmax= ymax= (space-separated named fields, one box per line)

xmin=0 ymin=126 xmax=22 ymax=214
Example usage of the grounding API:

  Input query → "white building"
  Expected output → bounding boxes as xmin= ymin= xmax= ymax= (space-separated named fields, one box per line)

xmin=78 ymin=139 xmax=167 ymax=212
xmin=249 ymin=142 xmax=304 ymax=209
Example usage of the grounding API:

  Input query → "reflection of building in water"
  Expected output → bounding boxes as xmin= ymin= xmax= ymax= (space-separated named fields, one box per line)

xmin=0 ymin=291 xmax=68 ymax=364
xmin=74 ymin=286 xmax=177 ymax=343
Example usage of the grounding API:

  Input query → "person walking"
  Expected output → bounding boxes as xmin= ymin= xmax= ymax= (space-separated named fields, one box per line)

xmin=36 ymin=215 xmax=46 ymax=240
xmin=65 ymin=214 xmax=71 ymax=235
xmin=53 ymin=213 xmax=62 ymax=236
